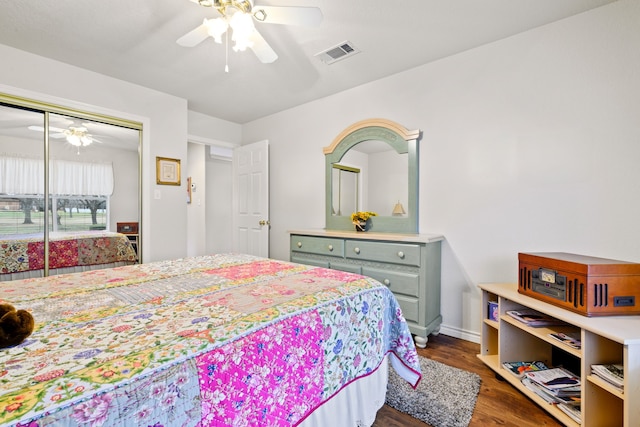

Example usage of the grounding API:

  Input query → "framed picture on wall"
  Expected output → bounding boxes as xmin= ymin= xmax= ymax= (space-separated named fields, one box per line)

xmin=156 ymin=156 xmax=181 ymax=185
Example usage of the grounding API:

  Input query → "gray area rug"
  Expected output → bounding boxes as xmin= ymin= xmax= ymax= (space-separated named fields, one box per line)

xmin=386 ymin=356 xmax=481 ymax=427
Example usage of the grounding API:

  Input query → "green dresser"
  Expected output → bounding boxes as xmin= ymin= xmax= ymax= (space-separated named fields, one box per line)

xmin=289 ymin=230 xmax=443 ymax=348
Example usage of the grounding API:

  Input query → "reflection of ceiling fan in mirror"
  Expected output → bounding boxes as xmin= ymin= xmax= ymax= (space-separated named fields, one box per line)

xmin=177 ymin=0 xmax=322 ymax=69
xmin=28 ymin=121 xmax=108 ymax=153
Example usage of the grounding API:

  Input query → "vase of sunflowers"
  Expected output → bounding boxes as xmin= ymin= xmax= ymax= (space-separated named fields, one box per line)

xmin=351 ymin=211 xmax=377 ymax=232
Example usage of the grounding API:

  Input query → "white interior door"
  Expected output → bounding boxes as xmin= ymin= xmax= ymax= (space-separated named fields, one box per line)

xmin=232 ymin=140 xmax=269 ymax=257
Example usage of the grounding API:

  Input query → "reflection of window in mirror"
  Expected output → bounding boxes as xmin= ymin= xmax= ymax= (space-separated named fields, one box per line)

xmin=332 ymin=164 xmax=359 ymax=216
xmin=342 ymin=141 xmax=408 ymax=216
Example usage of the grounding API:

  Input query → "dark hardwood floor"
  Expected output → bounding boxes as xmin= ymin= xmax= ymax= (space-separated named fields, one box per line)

xmin=373 ymin=334 xmax=564 ymax=427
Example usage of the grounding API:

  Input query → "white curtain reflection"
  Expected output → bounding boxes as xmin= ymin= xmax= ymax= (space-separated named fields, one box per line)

xmin=0 ymin=155 xmax=114 ymax=196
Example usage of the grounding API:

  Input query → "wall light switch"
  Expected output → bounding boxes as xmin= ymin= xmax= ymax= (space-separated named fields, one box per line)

xmin=154 ymin=189 xmax=161 ymax=200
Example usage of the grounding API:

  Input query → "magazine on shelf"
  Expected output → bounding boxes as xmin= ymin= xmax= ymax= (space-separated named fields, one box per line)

xmin=521 ymin=377 xmax=559 ymax=404
xmin=549 ymin=332 xmax=582 ymax=349
xmin=521 ymin=378 xmax=581 ymax=405
xmin=558 ymin=403 xmax=582 ymax=424
xmin=502 ymin=361 xmax=549 ymax=378
xmin=524 ymin=367 xmax=581 ymax=394
xmin=591 ymin=364 xmax=624 ymax=390
xmin=506 ymin=308 xmax=567 ymax=327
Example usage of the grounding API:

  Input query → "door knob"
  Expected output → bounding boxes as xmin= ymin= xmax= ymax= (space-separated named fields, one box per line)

xmin=259 ymin=220 xmax=270 ymax=226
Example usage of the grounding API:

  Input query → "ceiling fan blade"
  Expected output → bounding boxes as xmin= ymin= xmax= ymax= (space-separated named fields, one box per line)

xmin=28 ymin=125 xmax=66 ymax=133
xmin=249 ymin=29 xmax=278 ymax=63
xmin=177 ymin=19 xmax=210 ymax=47
xmin=252 ymin=6 xmax=322 ymax=27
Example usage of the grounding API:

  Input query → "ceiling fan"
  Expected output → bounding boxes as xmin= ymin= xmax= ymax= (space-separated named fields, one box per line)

xmin=28 ymin=122 xmax=106 ymax=154
xmin=177 ymin=0 xmax=322 ymax=68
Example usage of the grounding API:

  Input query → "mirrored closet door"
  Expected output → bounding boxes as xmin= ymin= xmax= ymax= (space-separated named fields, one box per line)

xmin=0 ymin=97 xmax=142 ymax=279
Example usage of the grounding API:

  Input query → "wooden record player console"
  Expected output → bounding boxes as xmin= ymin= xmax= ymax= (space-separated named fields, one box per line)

xmin=518 ymin=252 xmax=640 ymax=316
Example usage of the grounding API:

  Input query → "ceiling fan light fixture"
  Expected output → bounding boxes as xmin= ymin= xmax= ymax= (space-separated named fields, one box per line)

xmin=229 ymin=11 xmax=255 ymax=51
xmin=205 ymin=17 xmax=229 ymax=43
xmin=190 ymin=0 xmax=214 ymax=7
xmin=66 ymin=134 xmax=81 ymax=147
xmin=253 ymin=9 xmax=267 ymax=22
xmin=80 ymin=135 xmax=93 ymax=146
xmin=64 ymin=127 xmax=93 ymax=147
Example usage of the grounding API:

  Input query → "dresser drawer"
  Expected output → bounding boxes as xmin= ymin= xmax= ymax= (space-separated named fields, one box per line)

xmin=394 ymin=295 xmax=419 ymax=324
xmin=290 ymin=235 xmax=344 ymax=257
xmin=329 ymin=261 xmax=362 ymax=274
xmin=290 ymin=255 xmax=329 ymax=268
xmin=362 ymin=266 xmax=419 ymax=297
xmin=345 ymin=240 xmax=421 ymax=266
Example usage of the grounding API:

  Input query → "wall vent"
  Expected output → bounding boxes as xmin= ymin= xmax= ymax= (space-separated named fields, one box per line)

xmin=314 ymin=41 xmax=360 ymax=64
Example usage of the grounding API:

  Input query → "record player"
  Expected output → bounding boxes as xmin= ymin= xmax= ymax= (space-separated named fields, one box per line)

xmin=518 ymin=252 xmax=640 ymax=316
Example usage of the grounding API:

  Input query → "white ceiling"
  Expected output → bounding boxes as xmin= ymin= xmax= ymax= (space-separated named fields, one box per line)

xmin=0 ymin=0 xmax=617 ymax=124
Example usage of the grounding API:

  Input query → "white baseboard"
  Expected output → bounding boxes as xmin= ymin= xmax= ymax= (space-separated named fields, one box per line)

xmin=437 ymin=324 xmax=480 ymax=344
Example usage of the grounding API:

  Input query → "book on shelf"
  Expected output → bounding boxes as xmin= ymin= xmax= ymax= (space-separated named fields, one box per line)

xmin=591 ymin=364 xmax=624 ymax=390
xmin=549 ymin=331 xmax=582 ymax=349
xmin=502 ymin=361 xmax=549 ymax=378
xmin=505 ymin=308 xmax=567 ymax=327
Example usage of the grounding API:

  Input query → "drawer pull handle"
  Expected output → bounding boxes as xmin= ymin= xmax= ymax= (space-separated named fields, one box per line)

xmin=383 ymin=279 xmax=391 ymax=286
xmin=297 ymin=242 xmax=302 ymax=248
xmin=328 ymin=245 xmax=333 ymax=251
xmin=354 ymin=247 xmax=360 ymax=254
xmin=397 ymin=251 xmax=405 ymax=259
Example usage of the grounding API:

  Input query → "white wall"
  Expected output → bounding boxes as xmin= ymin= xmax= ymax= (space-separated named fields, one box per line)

xmin=188 ymin=110 xmax=242 ymax=145
xmin=242 ymin=0 xmax=640 ymax=341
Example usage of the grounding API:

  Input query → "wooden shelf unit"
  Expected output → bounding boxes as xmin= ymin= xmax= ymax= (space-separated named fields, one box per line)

xmin=478 ymin=283 xmax=640 ymax=427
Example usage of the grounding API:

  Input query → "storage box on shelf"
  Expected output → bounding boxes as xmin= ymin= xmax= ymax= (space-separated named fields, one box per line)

xmin=289 ymin=229 xmax=443 ymax=348
xmin=478 ymin=283 xmax=640 ymax=427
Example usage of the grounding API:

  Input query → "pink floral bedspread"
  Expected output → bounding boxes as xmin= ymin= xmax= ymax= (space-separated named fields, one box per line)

xmin=0 ymin=254 xmax=421 ymax=427
xmin=0 ymin=231 xmax=138 ymax=274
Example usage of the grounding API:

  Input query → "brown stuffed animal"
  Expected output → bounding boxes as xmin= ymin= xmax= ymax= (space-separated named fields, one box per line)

xmin=0 ymin=303 xmax=35 ymax=349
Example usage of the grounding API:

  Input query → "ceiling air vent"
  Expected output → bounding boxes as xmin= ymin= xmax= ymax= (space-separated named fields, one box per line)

xmin=315 ymin=41 xmax=360 ymax=65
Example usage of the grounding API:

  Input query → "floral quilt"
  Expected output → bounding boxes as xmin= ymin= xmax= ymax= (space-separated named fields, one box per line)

xmin=0 ymin=231 xmax=138 ymax=274
xmin=0 ymin=254 xmax=421 ymax=427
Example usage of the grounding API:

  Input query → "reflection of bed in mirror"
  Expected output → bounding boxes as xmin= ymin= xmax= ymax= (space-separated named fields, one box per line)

xmin=0 ymin=253 xmax=420 ymax=426
xmin=0 ymin=230 xmax=138 ymax=281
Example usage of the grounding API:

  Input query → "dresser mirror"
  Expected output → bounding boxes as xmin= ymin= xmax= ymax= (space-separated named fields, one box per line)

xmin=324 ymin=118 xmax=420 ymax=233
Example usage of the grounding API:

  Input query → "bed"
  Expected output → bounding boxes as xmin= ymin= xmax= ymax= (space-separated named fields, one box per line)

xmin=0 ymin=231 xmax=138 ymax=281
xmin=0 ymin=253 xmax=421 ymax=427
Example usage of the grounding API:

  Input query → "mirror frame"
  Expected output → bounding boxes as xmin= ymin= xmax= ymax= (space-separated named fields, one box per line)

xmin=324 ymin=118 xmax=421 ymax=234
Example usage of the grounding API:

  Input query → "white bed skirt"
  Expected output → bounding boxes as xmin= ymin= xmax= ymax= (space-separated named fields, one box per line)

xmin=299 ymin=355 xmax=389 ymax=427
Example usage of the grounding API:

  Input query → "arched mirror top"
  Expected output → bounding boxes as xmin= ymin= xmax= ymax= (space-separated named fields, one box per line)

xmin=324 ymin=118 xmax=420 ymax=157
xmin=324 ymin=118 xmax=421 ymax=234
